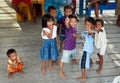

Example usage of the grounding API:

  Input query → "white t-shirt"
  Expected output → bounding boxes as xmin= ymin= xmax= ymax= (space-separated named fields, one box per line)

xmin=41 ymin=25 xmax=57 ymax=39
xmin=95 ymin=27 xmax=107 ymax=55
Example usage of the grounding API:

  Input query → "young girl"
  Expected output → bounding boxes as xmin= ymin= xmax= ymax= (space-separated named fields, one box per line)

xmin=7 ymin=49 xmax=24 ymax=79
xmin=59 ymin=14 xmax=79 ymax=78
xmin=94 ymin=19 xmax=107 ymax=73
xmin=40 ymin=14 xmax=59 ymax=75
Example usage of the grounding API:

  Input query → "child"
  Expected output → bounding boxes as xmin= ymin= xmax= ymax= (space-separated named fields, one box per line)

xmin=40 ymin=14 xmax=59 ymax=75
xmin=59 ymin=14 xmax=79 ymax=78
xmin=7 ymin=49 xmax=24 ymax=79
xmin=76 ymin=17 xmax=95 ymax=81
xmin=58 ymin=5 xmax=73 ymax=52
xmin=11 ymin=0 xmax=35 ymax=23
xmin=48 ymin=6 xmax=59 ymax=65
xmin=94 ymin=19 xmax=107 ymax=73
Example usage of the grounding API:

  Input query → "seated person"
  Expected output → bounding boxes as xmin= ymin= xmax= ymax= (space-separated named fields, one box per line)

xmin=11 ymin=0 xmax=35 ymax=23
xmin=7 ymin=49 xmax=24 ymax=79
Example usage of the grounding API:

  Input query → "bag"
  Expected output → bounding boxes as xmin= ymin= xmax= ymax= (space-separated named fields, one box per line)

xmin=99 ymin=0 xmax=109 ymax=5
xmin=116 ymin=15 xmax=120 ymax=27
xmin=53 ymin=0 xmax=72 ymax=6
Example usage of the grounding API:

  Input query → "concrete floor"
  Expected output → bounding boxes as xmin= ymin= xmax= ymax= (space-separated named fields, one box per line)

xmin=0 ymin=0 xmax=120 ymax=83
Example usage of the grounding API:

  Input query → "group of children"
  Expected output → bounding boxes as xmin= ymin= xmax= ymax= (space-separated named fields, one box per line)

xmin=7 ymin=4 xmax=107 ymax=82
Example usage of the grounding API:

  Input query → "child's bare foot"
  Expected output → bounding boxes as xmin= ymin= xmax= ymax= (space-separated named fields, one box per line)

xmin=41 ymin=67 xmax=46 ymax=75
xmin=71 ymin=59 xmax=79 ymax=64
xmin=19 ymin=70 xmax=25 ymax=74
xmin=76 ymin=77 xmax=86 ymax=81
xmin=49 ymin=66 xmax=54 ymax=71
xmin=59 ymin=71 xmax=67 ymax=78
xmin=8 ymin=72 xmax=13 ymax=79
xmin=96 ymin=67 xmax=102 ymax=73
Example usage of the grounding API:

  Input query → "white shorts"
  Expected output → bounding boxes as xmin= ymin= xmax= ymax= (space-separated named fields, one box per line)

xmin=61 ymin=49 xmax=76 ymax=63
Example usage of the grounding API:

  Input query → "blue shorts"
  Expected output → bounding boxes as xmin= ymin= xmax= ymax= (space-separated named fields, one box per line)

xmin=61 ymin=49 xmax=76 ymax=63
xmin=59 ymin=35 xmax=65 ymax=41
xmin=80 ymin=51 xmax=91 ymax=69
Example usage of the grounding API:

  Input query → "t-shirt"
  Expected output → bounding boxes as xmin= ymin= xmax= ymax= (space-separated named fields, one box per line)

xmin=63 ymin=27 xmax=77 ymax=50
xmin=81 ymin=30 xmax=94 ymax=54
xmin=41 ymin=25 xmax=57 ymax=39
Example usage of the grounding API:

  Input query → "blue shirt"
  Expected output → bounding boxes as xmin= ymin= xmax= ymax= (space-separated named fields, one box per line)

xmin=81 ymin=30 xmax=94 ymax=54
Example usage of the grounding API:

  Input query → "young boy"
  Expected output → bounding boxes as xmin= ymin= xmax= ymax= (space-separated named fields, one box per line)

xmin=11 ymin=0 xmax=35 ymax=23
xmin=7 ymin=49 xmax=24 ymax=78
xmin=76 ymin=17 xmax=95 ymax=81
xmin=58 ymin=5 xmax=73 ymax=52
xmin=94 ymin=19 xmax=107 ymax=73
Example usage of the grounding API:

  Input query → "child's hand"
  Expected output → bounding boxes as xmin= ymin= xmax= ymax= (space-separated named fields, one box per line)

xmin=65 ymin=17 xmax=70 ymax=28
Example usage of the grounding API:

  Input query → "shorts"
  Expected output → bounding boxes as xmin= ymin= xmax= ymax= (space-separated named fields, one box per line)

xmin=59 ymin=35 xmax=65 ymax=41
xmin=11 ymin=0 xmax=32 ymax=6
xmin=61 ymin=49 xmax=76 ymax=63
xmin=80 ymin=51 xmax=91 ymax=69
xmin=96 ymin=48 xmax=106 ymax=56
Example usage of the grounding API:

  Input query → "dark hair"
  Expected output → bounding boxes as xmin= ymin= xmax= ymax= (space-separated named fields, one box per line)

xmin=48 ymin=6 xmax=56 ymax=13
xmin=42 ymin=13 xmax=54 ymax=28
xmin=68 ymin=14 xmax=79 ymax=22
xmin=64 ymin=5 xmax=73 ymax=11
xmin=7 ymin=48 xmax=16 ymax=57
xmin=85 ymin=17 xmax=95 ymax=25
xmin=95 ymin=19 xmax=104 ymax=27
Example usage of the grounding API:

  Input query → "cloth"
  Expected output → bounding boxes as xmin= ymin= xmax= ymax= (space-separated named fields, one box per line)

xmin=11 ymin=0 xmax=32 ymax=6
xmin=81 ymin=30 xmax=94 ymax=54
xmin=80 ymin=51 xmax=91 ymax=69
xmin=61 ymin=49 xmax=76 ymax=63
xmin=44 ymin=0 xmax=63 ymax=21
xmin=63 ymin=27 xmax=77 ymax=50
xmin=40 ymin=39 xmax=59 ymax=61
xmin=41 ymin=25 xmax=57 ymax=39
xmin=95 ymin=27 xmax=107 ymax=55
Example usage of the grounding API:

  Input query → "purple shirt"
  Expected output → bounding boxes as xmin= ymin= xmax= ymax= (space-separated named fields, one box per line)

xmin=58 ymin=16 xmax=66 ymax=28
xmin=63 ymin=27 xmax=77 ymax=50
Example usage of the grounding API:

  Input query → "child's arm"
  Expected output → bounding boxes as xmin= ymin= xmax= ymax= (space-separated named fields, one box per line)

xmin=43 ymin=28 xmax=53 ymax=39
xmin=65 ymin=17 xmax=70 ymax=29
xmin=72 ymin=33 xmax=82 ymax=40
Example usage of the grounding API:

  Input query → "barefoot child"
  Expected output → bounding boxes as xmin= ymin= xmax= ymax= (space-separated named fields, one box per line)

xmin=58 ymin=5 xmax=73 ymax=52
xmin=7 ymin=49 xmax=24 ymax=79
xmin=94 ymin=19 xmax=107 ymax=73
xmin=59 ymin=14 xmax=79 ymax=78
xmin=40 ymin=14 xmax=59 ymax=75
xmin=76 ymin=17 xmax=95 ymax=81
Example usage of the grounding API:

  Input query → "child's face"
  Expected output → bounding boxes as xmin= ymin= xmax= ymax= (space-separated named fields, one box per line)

xmin=47 ymin=19 xmax=54 ymax=28
xmin=64 ymin=9 xmax=72 ymax=17
xmin=95 ymin=21 xmax=102 ymax=31
xmin=69 ymin=18 xmax=77 ymax=28
xmin=9 ymin=52 xmax=17 ymax=61
xmin=49 ymin=9 xmax=57 ymax=18
xmin=84 ymin=21 xmax=94 ymax=30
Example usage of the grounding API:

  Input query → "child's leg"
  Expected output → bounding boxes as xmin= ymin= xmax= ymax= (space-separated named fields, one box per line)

xmin=96 ymin=53 xmax=100 ymax=64
xmin=8 ymin=72 xmax=13 ymax=79
xmin=96 ymin=55 xmax=103 ymax=73
xmin=48 ymin=59 xmax=54 ymax=71
xmin=59 ymin=62 xmax=66 ymax=78
xmin=59 ymin=40 xmax=63 ymax=52
xmin=41 ymin=60 xmax=46 ymax=74
xmin=94 ymin=3 xmax=99 ymax=18
xmin=76 ymin=69 xmax=86 ymax=81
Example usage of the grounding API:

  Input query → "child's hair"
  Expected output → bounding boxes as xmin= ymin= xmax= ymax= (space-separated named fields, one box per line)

xmin=95 ymin=19 xmax=104 ymax=27
xmin=85 ymin=17 xmax=95 ymax=25
xmin=48 ymin=6 xmax=56 ymax=13
xmin=7 ymin=48 xmax=16 ymax=57
xmin=64 ymin=5 xmax=73 ymax=11
xmin=42 ymin=13 xmax=54 ymax=28
xmin=68 ymin=14 xmax=79 ymax=22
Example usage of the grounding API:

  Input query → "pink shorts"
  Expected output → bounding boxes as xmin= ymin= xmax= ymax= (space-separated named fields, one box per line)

xmin=11 ymin=0 xmax=32 ymax=6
